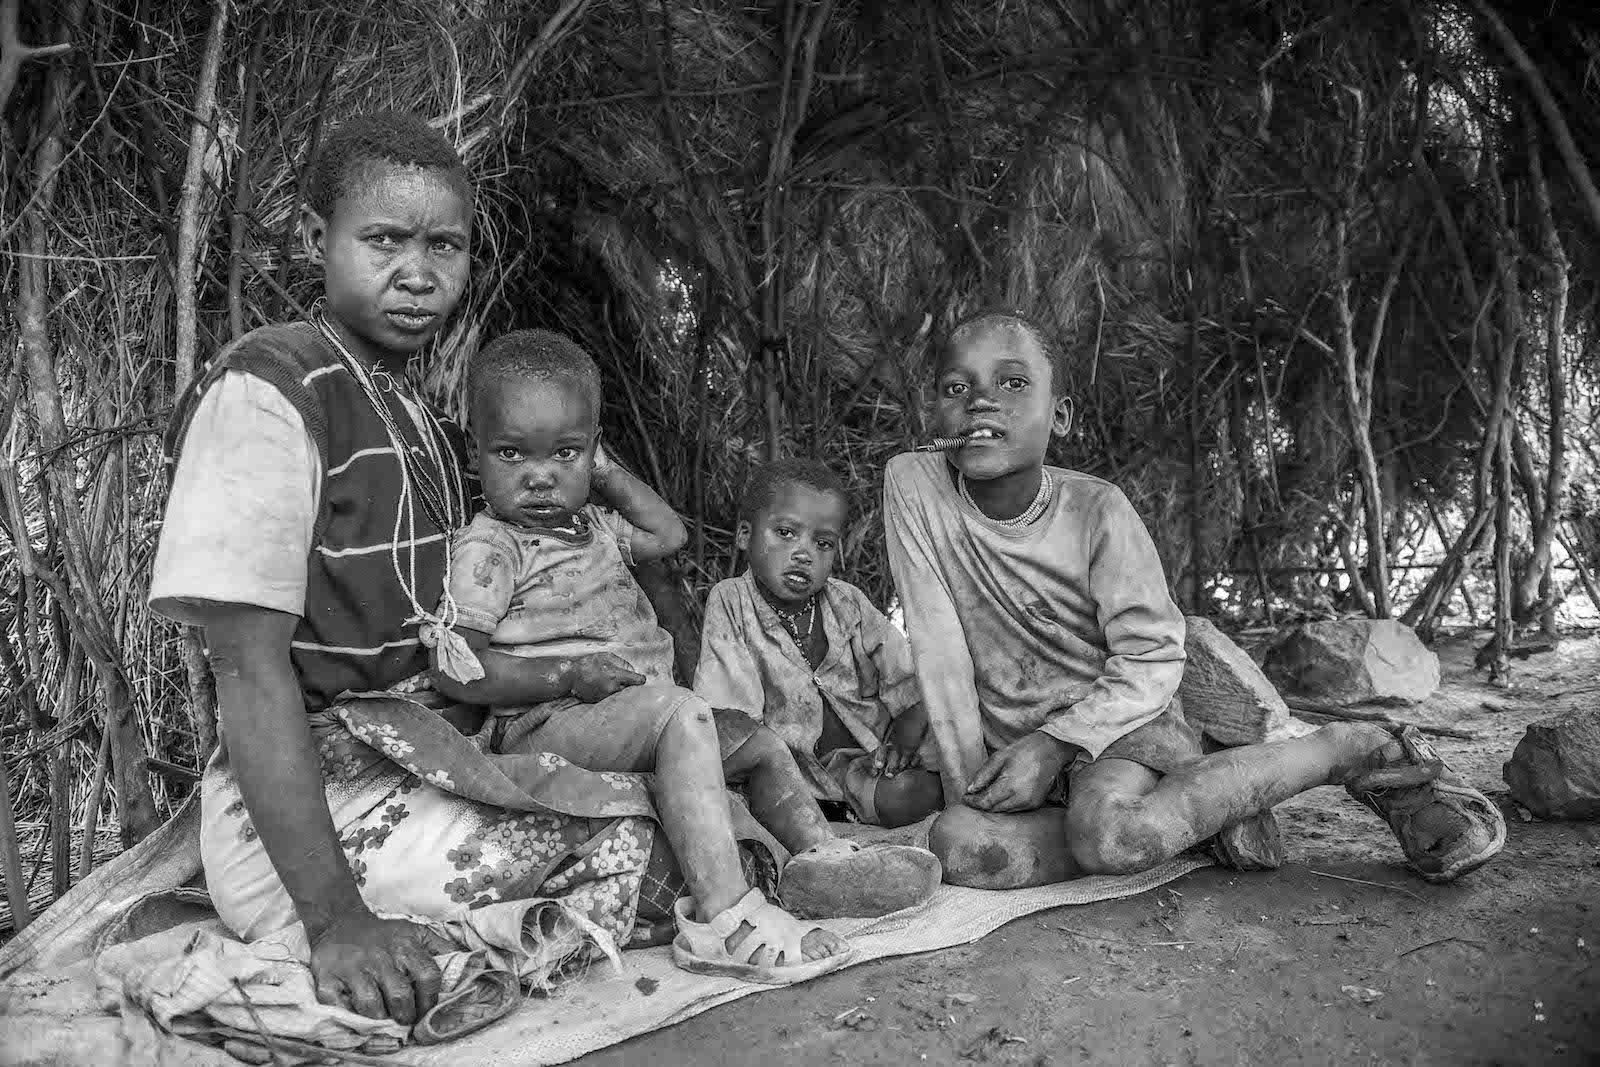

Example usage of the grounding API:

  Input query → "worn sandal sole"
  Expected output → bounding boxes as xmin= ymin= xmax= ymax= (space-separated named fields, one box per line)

xmin=412 ymin=967 xmax=521 ymax=1045
xmin=670 ymin=940 xmax=855 ymax=985
xmin=779 ymin=843 xmax=942 ymax=919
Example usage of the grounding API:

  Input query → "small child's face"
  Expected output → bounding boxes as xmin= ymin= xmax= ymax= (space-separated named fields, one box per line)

xmin=473 ymin=378 xmax=597 ymax=525
xmin=302 ymin=162 xmax=472 ymax=362
xmin=737 ymin=483 xmax=846 ymax=605
xmin=934 ymin=324 xmax=1071 ymax=481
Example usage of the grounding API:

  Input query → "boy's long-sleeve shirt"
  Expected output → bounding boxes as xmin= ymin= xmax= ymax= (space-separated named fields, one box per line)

xmin=883 ymin=452 xmax=1186 ymax=791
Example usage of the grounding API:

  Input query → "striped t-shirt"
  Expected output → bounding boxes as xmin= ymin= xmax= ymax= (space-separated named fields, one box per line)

xmin=152 ymin=323 xmax=470 ymax=710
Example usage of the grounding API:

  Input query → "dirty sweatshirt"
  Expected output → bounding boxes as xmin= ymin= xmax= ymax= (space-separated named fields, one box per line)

xmin=882 ymin=451 xmax=1186 ymax=791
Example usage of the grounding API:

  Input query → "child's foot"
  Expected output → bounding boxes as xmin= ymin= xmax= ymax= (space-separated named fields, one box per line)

xmin=1206 ymin=809 xmax=1285 ymax=871
xmin=1344 ymin=726 xmax=1507 ymax=883
xmin=671 ymin=889 xmax=853 ymax=985
xmin=778 ymin=838 xmax=942 ymax=918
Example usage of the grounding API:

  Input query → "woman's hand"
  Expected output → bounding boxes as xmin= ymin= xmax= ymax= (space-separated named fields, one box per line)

xmin=309 ymin=909 xmax=443 ymax=1026
xmin=964 ymin=732 xmax=1075 ymax=813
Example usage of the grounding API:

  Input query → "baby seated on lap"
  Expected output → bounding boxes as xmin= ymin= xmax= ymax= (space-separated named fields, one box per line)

xmin=428 ymin=330 xmax=938 ymax=964
xmin=695 ymin=459 xmax=943 ymax=830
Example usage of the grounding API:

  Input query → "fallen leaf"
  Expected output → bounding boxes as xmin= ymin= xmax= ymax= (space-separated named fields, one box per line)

xmin=946 ymin=992 xmax=979 ymax=1007
xmin=1340 ymin=985 xmax=1384 ymax=1005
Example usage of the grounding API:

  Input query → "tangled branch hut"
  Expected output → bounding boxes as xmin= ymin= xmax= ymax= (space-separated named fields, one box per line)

xmin=2 ymin=1 xmax=1598 ymax=1063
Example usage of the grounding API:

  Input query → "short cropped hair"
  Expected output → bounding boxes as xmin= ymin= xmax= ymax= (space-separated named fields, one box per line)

xmin=739 ymin=458 xmax=850 ymax=524
xmin=467 ymin=330 xmax=604 ymax=428
xmin=304 ymin=111 xmax=473 ymax=216
xmin=939 ymin=309 xmax=1069 ymax=397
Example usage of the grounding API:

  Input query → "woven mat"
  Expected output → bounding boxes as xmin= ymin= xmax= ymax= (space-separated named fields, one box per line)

xmin=0 ymin=808 xmax=1207 ymax=1066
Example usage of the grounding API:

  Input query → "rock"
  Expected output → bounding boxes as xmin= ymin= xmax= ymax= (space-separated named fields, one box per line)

xmin=1265 ymin=618 xmax=1439 ymax=706
xmin=1503 ymin=708 xmax=1600 ymax=820
xmin=1179 ymin=616 xmax=1313 ymax=746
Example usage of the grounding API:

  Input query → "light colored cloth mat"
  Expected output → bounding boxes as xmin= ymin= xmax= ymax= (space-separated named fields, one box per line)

xmin=0 ymin=853 xmax=1206 ymax=1066
xmin=406 ymin=854 xmax=1209 ymax=1066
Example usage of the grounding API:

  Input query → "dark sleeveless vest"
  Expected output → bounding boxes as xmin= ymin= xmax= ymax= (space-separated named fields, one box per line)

xmin=165 ymin=322 xmax=470 ymax=710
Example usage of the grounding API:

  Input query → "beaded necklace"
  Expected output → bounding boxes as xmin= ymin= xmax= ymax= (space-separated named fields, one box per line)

xmin=310 ymin=309 xmax=481 ymax=683
xmin=959 ymin=468 xmax=1054 ymax=527
xmin=771 ymin=595 xmax=817 ymax=650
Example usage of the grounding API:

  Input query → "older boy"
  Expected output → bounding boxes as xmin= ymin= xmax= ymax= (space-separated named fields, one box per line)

xmin=885 ymin=310 xmax=1505 ymax=888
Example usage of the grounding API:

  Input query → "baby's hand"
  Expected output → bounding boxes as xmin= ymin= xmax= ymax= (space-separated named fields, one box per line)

xmin=568 ymin=652 xmax=644 ymax=702
xmin=872 ymin=705 xmax=929 ymax=778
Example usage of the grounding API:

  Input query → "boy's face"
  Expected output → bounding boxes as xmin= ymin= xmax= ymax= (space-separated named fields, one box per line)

xmin=472 ymin=377 xmax=598 ymax=526
xmin=933 ymin=324 xmax=1072 ymax=482
xmin=737 ymin=483 xmax=847 ymax=605
xmin=301 ymin=162 xmax=472 ymax=365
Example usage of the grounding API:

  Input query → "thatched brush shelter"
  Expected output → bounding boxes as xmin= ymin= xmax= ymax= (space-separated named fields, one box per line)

xmin=1 ymin=0 xmax=1598 ymax=932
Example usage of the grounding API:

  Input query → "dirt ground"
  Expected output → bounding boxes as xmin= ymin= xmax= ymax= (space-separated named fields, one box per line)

xmin=585 ymin=630 xmax=1600 ymax=1066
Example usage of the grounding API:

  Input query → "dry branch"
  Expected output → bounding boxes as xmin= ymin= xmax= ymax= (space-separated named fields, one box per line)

xmin=0 ymin=0 xmax=70 ymax=117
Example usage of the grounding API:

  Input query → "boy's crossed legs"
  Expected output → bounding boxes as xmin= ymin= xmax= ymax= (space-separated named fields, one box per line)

xmin=930 ymin=721 xmax=1505 ymax=888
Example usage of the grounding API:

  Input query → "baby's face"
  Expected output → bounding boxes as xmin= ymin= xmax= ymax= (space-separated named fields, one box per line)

xmin=473 ymin=377 xmax=597 ymax=525
xmin=933 ymin=324 xmax=1071 ymax=482
xmin=738 ymin=483 xmax=847 ymax=605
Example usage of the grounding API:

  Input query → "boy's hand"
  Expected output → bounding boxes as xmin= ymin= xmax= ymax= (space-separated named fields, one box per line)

xmin=872 ymin=705 xmax=929 ymax=778
xmin=568 ymin=652 xmax=645 ymax=702
xmin=965 ymin=732 xmax=1075 ymax=813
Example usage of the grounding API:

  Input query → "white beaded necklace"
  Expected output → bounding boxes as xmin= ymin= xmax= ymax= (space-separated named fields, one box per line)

xmin=959 ymin=468 xmax=1053 ymax=527
xmin=311 ymin=309 xmax=482 ymax=684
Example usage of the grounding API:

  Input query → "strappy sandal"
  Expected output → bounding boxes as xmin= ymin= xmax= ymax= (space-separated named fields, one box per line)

xmin=412 ymin=965 xmax=520 ymax=1046
xmin=671 ymin=889 xmax=854 ymax=985
xmin=1345 ymin=726 xmax=1507 ymax=883
xmin=778 ymin=838 xmax=942 ymax=919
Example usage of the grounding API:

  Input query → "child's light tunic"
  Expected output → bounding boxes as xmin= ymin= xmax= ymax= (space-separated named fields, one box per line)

xmin=694 ymin=572 xmax=921 ymax=810
xmin=883 ymin=451 xmax=1187 ymax=785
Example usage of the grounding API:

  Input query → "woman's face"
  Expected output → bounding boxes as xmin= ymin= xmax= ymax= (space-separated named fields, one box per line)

xmin=301 ymin=163 xmax=472 ymax=365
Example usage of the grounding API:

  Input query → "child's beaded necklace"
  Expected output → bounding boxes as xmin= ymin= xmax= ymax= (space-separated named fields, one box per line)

xmin=958 ymin=468 xmax=1054 ymax=527
xmin=310 ymin=307 xmax=483 ymax=683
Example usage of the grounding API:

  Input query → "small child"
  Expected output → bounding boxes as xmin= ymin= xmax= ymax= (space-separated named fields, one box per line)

xmin=695 ymin=459 xmax=943 ymax=828
xmin=885 ymin=309 xmax=1506 ymax=889
xmin=430 ymin=330 xmax=939 ymax=937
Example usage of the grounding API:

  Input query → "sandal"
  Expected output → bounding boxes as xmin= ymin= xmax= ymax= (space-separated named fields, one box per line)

xmin=1345 ymin=726 xmax=1507 ymax=883
xmin=778 ymin=838 xmax=942 ymax=919
xmin=671 ymin=889 xmax=854 ymax=985
xmin=412 ymin=964 xmax=520 ymax=1046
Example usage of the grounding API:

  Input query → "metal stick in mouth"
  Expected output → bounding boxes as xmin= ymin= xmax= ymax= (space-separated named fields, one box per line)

xmin=913 ymin=436 xmax=968 ymax=453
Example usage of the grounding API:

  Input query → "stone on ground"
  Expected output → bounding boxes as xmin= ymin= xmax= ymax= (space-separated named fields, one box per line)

xmin=1265 ymin=618 xmax=1440 ymax=706
xmin=1503 ymin=708 xmax=1600 ymax=820
xmin=1179 ymin=616 xmax=1312 ymax=746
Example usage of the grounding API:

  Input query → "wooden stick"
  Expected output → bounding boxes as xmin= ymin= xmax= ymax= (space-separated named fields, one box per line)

xmin=76 ymin=721 xmax=112 ymax=880
xmin=1284 ymin=700 xmax=1476 ymax=740
xmin=173 ymin=0 xmax=229 ymax=394
xmin=0 ymin=0 xmax=72 ymax=117
xmin=0 ymin=755 xmax=30 ymax=931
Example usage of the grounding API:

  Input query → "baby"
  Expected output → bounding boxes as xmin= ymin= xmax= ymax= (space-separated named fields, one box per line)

xmin=430 ymin=330 xmax=939 ymax=937
xmin=695 ymin=459 xmax=943 ymax=828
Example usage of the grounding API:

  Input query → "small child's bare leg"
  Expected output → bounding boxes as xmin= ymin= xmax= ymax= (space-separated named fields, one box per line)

xmin=720 ymin=722 xmax=833 ymax=854
xmin=654 ymin=701 xmax=845 ymax=962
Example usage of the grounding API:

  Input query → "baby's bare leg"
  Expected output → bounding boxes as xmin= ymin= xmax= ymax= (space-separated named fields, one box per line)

xmin=931 ymin=722 xmax=1396 ymax=887
xmin=654 ymin=701 xmax=843 ymax=960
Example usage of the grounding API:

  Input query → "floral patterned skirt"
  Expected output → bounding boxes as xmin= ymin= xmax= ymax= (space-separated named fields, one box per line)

xmin=200 ymin=693 xmax=666 ymax=956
